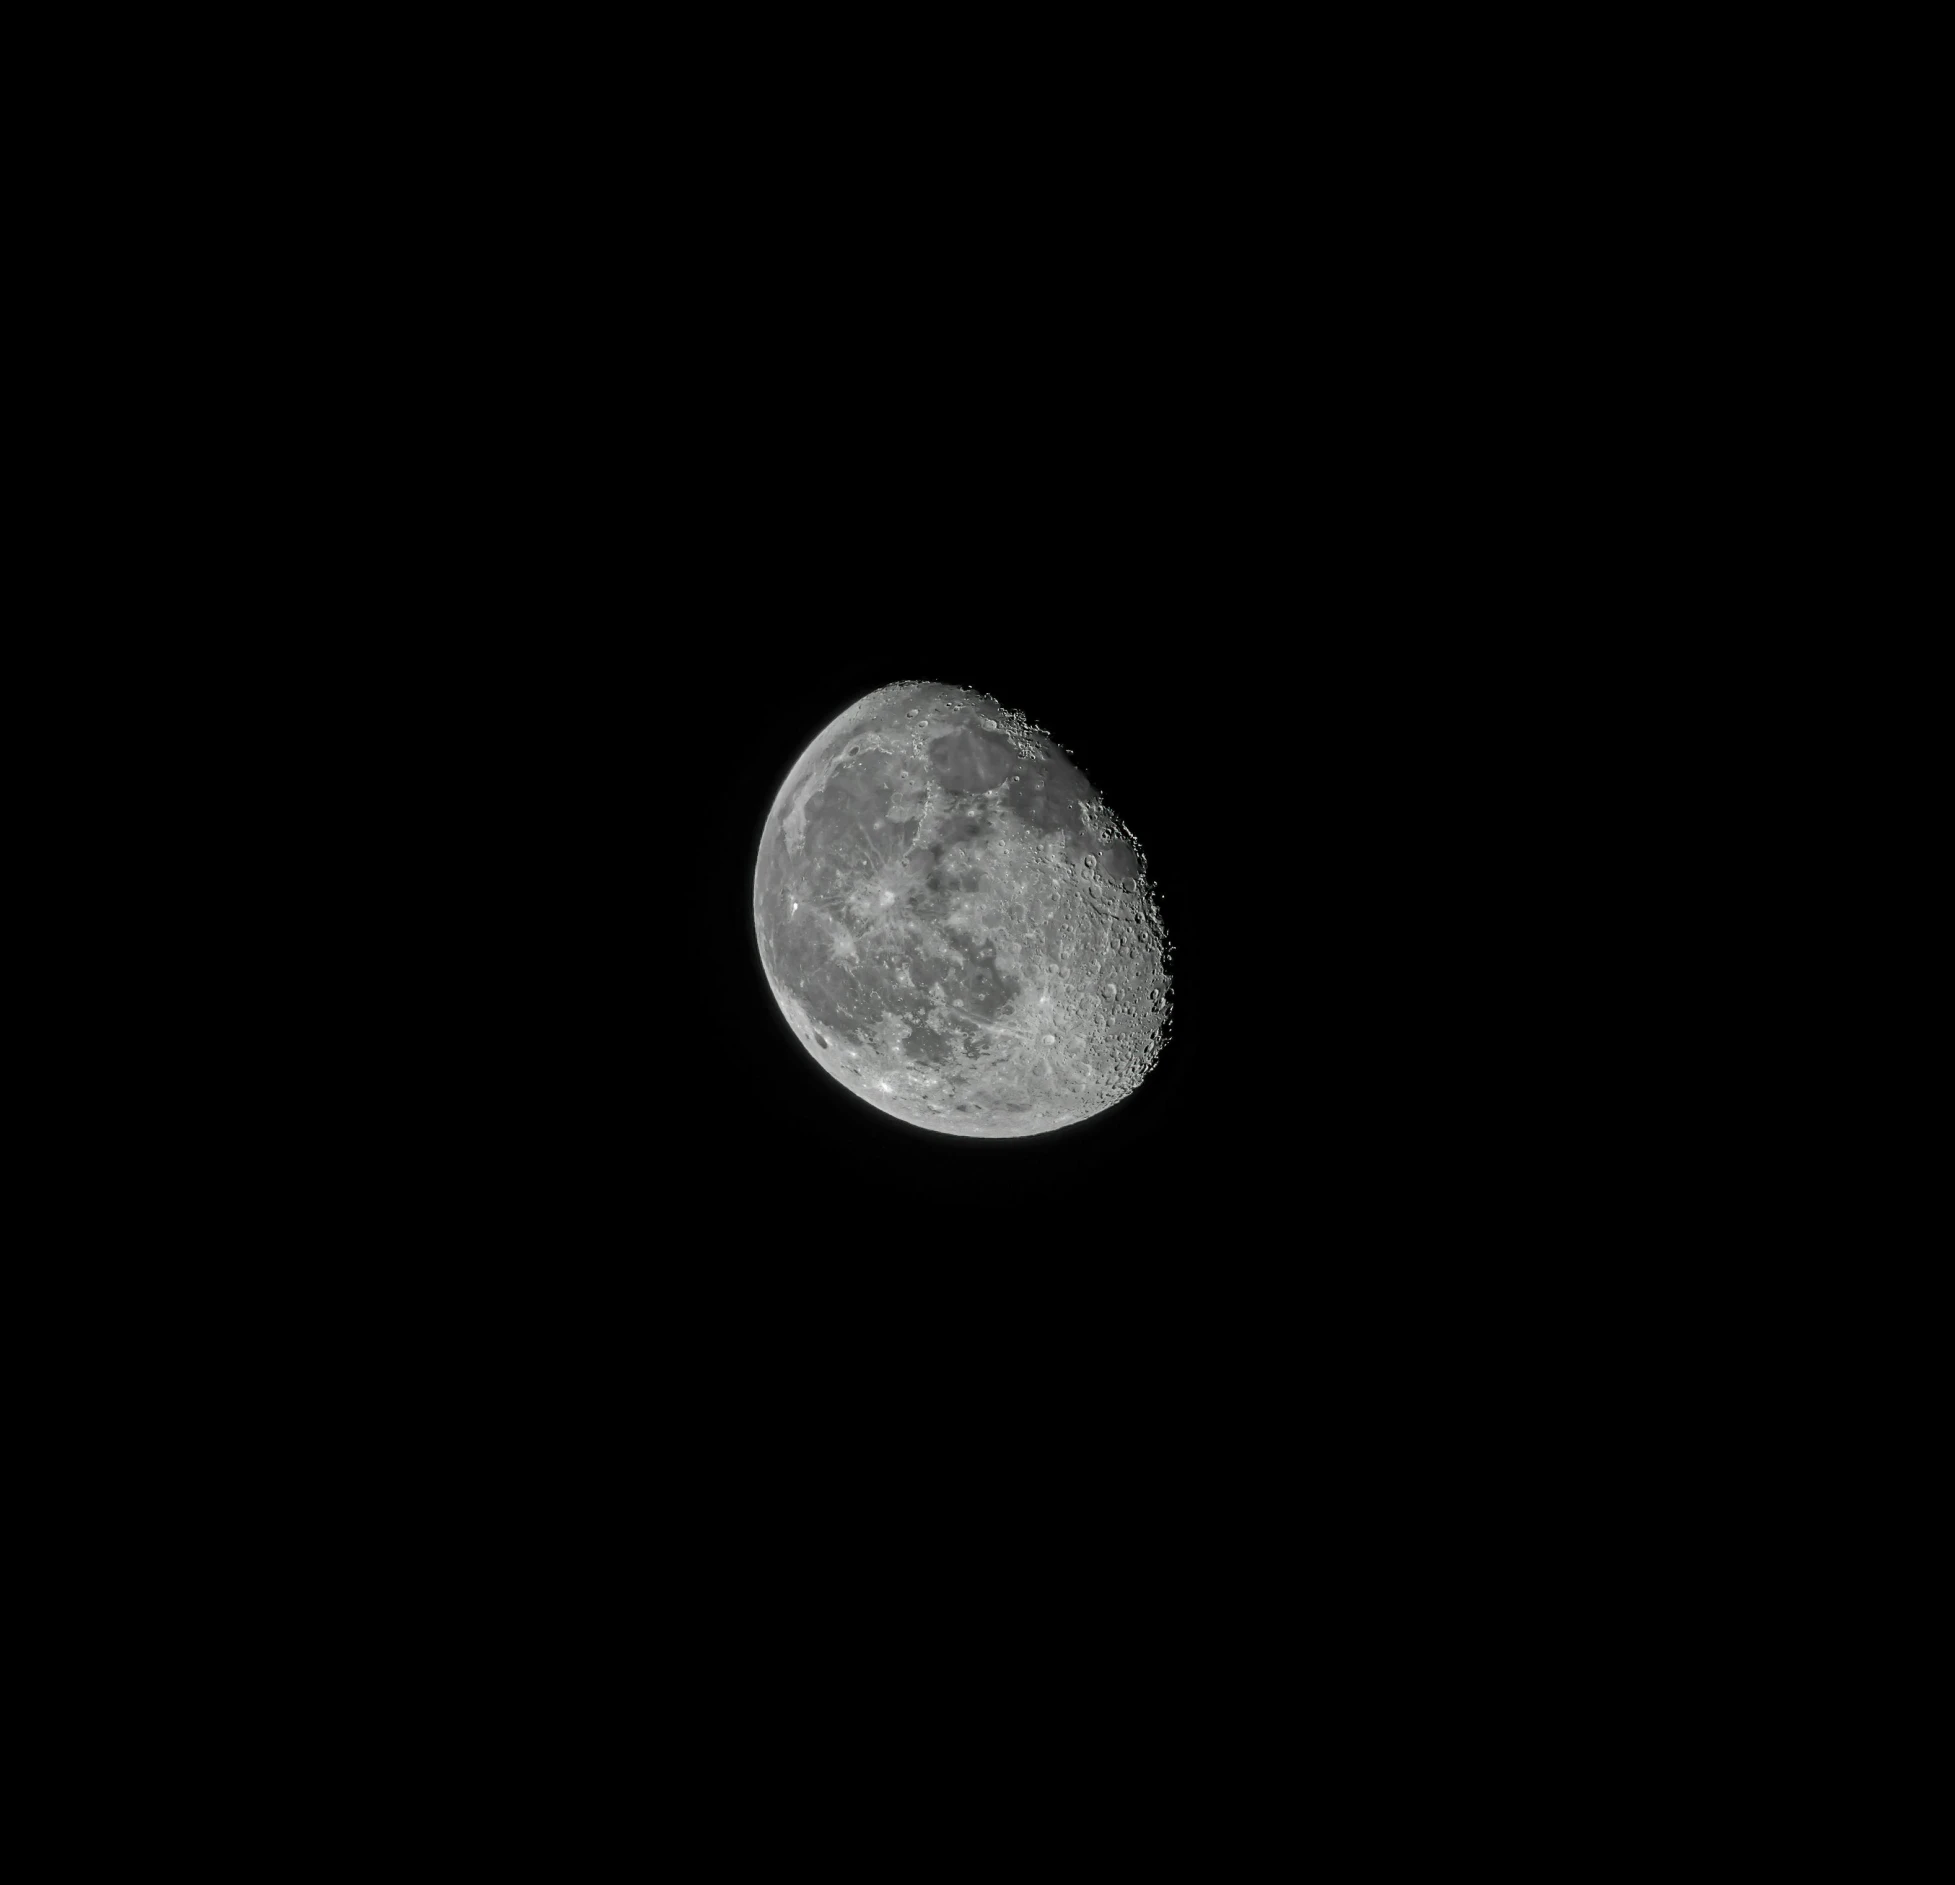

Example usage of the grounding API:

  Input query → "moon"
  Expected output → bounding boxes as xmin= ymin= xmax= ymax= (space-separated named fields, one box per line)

xmin=754 ymin=680 xmax=1171 ymax=1137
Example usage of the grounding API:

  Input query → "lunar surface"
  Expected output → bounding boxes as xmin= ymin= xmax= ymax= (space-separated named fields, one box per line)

xmin=754 ymin=681 xmax=1172 ymax=1137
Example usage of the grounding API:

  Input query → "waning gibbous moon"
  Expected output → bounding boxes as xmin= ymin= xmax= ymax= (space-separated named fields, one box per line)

xmin=753 ymin=681 xmax=1171 ymax=1137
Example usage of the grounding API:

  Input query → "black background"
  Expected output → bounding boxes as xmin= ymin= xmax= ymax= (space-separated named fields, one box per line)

xmin=240 ymin=61 xmax=1665 ymax=1701
xmin=103 ymin=28 xmax=1718 ymax=1809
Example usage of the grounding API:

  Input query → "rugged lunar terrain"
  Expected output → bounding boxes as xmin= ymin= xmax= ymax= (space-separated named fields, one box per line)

xmin=754 ymin=681 xmax=1172 ymax=1137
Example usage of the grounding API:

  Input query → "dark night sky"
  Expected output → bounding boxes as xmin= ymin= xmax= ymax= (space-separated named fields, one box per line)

xmin=205 ymin=49 xmax=1671 ymax=1730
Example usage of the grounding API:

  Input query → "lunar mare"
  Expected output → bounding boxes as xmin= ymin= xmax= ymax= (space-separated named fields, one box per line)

xmin=754 ymin=681 xmax=1171 ymax=1137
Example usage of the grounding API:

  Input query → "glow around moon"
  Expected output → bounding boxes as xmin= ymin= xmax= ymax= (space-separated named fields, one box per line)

xmin=754 ymin=681 xmax=1171 ymax=1137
